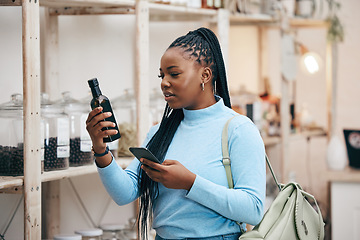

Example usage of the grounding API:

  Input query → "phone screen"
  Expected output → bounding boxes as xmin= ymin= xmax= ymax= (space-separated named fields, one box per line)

xmin=129 ymin=147 xmax=160 ymax=164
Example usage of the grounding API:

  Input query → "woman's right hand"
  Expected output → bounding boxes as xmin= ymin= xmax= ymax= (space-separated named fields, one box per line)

xmin=85 ymin=106 xmax=118 ymax=154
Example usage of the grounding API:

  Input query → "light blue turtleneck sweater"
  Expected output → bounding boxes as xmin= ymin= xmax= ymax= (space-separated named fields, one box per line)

xmin=97 ymin=98 xmax=266 ymax=239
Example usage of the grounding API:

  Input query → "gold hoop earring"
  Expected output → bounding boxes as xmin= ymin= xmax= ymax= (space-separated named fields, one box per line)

xmin=201 ymin=82 xmax=205 ymax=91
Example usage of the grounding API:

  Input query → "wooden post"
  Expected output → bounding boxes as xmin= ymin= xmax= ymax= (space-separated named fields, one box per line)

xmin=135 ymin=0 xmax=150 ymax=147
xmin=326 ymin=42 xmax=336 ymax=139
xmin=43 ymin=7 xmax=60 ymax=101
xmin=217 ymin=9 xmax=230 ymax=68
xmin=22 ymin=0 xmax=42 ymax=239
xmin=258 ymin=27 xmax=268 ymax=94
xmin=42 ymin=8 xmax=61 ymax=238
xmin=43 ymin=181 xmax=60 ymax=239
xmin=280 ymin=75 xmax=290 ymax=182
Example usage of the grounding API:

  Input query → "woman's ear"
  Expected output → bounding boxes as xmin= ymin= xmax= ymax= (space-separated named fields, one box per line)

xmin=201 ymin=67 xmax=212 ymax=84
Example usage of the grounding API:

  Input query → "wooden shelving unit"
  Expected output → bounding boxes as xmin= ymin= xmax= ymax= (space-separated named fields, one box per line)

xmin=0 ymin=0 xmax=332 ymax=238
xmin=0 ymin=158 xmax=133 ymax=190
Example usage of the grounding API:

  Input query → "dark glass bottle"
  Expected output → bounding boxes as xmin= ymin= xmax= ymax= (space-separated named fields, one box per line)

xmin=88 ymin=78 xmax=121 ymax=142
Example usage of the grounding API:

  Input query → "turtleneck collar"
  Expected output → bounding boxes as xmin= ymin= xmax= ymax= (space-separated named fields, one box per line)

xmin=182 ymin=96 xmax=226 ymax=125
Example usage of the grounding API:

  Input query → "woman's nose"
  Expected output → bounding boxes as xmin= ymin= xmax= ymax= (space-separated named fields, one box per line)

xmin=161 ymin=76 xmax=170 ymax=89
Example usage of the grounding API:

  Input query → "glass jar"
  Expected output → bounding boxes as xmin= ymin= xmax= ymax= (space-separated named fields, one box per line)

xmin=0 ymin=94 xmax=45 ymax=176
xmin=100 ymin=224 xmax=127 ymax=240
xmin=112 ymin=89 xmax=137 ymax=157
xmin=41 ymin=93 xmax=70 ymax=171
xmin=122 ymin=218 xmax=137 ymax=240
xmin=59 ymin=92 xmax=93 ymax=166
xmin=75 ymin=228 xmax=103 ymax=240
xmin=150 ymin=88 xmax=165 ymax=126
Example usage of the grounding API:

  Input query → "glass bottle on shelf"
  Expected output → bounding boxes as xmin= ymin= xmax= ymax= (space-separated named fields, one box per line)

xmin=0 ymin=94 xmax=45 ymax=176
xmin=58 ymin=91 xmax=93 ymax=166
xmin=41 ymin=93 xmax=70 ymax=171
xmin=112 ymin=89 xmax=137 ymax=157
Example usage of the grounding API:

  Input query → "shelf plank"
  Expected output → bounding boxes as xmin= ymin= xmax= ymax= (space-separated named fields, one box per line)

xmin=149 ymin=3 xmax=217 ymax=22
xmin=230 ymin=13 xmax=276 ymax=25
xmin=263 ymin=136 xmax=281 ymax=147
xmin=41 ymin=158 xmax=133 ymax=182
xmin=326 ymin=167 xmax=360 ymax=183
xmin=0 ymin=158 xmax=133 ymax=190
xmin=0 ymin=0 xmax=22 ymax=6
xmin=0 ymin=176 xmax=24 ymax=189
xmin=289 ymin=18 xmax=328 ymax=28
xmin=40 ymin=0 xmax=136 ymax=8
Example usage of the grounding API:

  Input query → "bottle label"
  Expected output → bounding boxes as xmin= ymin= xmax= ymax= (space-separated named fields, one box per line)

xmin=57 ymin=145 xmax=70 ymax=158
xmin=207 ymin=0 xmax=213 ymax=7
xmin=81 ymin=140 xmax=92 ymax=152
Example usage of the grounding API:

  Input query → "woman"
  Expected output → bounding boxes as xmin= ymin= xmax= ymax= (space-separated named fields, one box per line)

xmin=86 ymin=27 xmax=265 ymax=240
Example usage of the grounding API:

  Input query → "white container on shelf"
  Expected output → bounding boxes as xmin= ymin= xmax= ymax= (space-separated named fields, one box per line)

xmin=326 ymin=135 xmax=348 ymax=171
xmin=101 ymin=224 xmax=127 ymax=240
xmin=75 ymin=228 xmax=103 ymax=240
xmin=53 ymin=234 xmax=82 ymax=240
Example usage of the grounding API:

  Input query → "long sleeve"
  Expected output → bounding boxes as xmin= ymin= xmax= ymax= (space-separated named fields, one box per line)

xmin=97 ymin=124 xmax=160 ymax=206
xmin=186 ymin=121 xmax=266 ymax=226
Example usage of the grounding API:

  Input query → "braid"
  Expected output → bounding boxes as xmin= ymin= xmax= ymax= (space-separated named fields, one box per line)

xmin=137 ymin=27 xmax=231 ymax=240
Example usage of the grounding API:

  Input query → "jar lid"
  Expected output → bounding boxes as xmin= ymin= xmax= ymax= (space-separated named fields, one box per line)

xmin=58 ymin=91 xmax=89 ymax=113
xmin=53 ymin=234 xmax=82 ymax=240
xmin=0 ymin=93 xmax=23 ymax=110
xmin=101 ymin=224 xmax=126 ymax=231
xmin=112 ymin=89 xmax=135 ymax=109
xmin=75 ymin=228 xmax=103 ymax=237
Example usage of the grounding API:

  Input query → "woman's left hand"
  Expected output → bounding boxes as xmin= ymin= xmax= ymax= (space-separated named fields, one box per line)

xmin=140 ymin=158 xmax=196 ymax=191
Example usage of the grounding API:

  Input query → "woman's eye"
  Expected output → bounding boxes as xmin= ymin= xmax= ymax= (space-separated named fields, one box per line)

xmin=170 ymin=73 xmax=180 ymax=77
xmin=158 ymin=74 xmax=164 ymax=79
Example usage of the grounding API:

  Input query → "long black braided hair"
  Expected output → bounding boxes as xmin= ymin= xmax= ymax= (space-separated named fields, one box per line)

xmin=137 ymin=27 xmax=232 ymax=240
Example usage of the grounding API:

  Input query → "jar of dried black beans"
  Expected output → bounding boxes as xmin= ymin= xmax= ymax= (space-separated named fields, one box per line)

xmin=41 ymin=93 xmax=70 ymax=171
xmin=0 ymin=94 xmax=45 ymax=176
xmin=60 ymin=91 xmax=93 ymax=166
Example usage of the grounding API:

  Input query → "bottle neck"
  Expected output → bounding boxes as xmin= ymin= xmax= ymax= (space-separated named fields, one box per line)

xmin=91 ymin=86 xmax=102 ymax=98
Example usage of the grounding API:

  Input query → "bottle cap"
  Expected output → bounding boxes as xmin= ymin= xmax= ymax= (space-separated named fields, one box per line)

xmin=88 ymin=78 xmax=99 ymax=88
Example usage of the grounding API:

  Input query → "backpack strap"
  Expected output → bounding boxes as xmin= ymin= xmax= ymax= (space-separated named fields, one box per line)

xmin=221 ymin=116 xmax=236 ymax=189
xmin=221 ymin=116 xmax=281 ymax=191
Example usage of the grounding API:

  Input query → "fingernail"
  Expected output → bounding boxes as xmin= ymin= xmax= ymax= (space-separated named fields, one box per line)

xmin=112 ymin=123 xmax=116 ymax=127
xmin=106 ymin=112 xmax=112 ymax=116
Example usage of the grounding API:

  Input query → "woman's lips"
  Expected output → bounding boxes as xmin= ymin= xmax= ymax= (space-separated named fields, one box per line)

xmin=163 ymin=92 xmax=175 ymax=101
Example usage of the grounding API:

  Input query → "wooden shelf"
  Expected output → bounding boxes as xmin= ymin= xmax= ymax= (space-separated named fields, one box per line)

xmin=326 ymin=166 xmax=360 ymax=183
xmin=290 ymin=129 xmax=327 ymax=140
xmin=149 ymin=3 xmax=217 ymax=22
xmin=230 ymin=13 xmax=276 ymax=25
xmin=0 ymin=157 xmax=133 ymax=190
xmin=263 ymin=136 xmax=281 ymax=147
xmin=289 ymin=17 xmax=328 ymax=28
xmin=39 ymin=0 xmax=136 ymax=8
xmin=0 ymin=176 xmax=24 ymax=190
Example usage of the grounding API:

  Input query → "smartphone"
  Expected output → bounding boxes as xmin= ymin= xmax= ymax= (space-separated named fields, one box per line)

xmin=129 ymin=147 xmax=161 ymax=164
